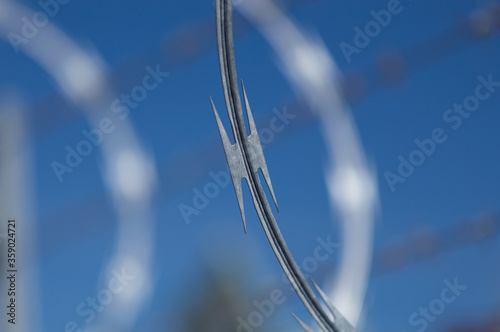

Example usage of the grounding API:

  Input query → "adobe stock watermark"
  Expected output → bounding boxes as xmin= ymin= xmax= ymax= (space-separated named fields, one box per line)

xmin=178 ymin=106 xmax=297 ymax=224
xmin=8 ymin=0 xmax=72 ymax=53
xmin=237 ymin=235 xmax=339 ymax=332
xmin=385 ymin=73 xmax=500 ymax=192
xmin=403 ymin=278 xmax=467 ymax=332
xmin=340 ymin=0 xmax=411 ymax=64
xmin=51 ymin=64 xmax=169 ymax=182
xmin=64 ymin=268 xmax=135 ymax=332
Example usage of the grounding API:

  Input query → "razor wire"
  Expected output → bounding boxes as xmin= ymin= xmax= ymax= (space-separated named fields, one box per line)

xmin=0 ymin=1 xmax=157 ymax=331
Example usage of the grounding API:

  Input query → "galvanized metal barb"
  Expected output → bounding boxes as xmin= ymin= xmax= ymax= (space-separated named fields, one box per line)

xmin=210 ymin=1 xmax=357 ymax=331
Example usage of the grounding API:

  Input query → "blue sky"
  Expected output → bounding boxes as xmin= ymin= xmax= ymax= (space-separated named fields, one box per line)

xmin=1 ymin=0 xmax=499 ymax=331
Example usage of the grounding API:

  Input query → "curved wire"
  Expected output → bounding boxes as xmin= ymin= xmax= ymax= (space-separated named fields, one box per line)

xmin=210 ymin=1 xmax=356 ymax=331
xmin=0 ymin=2 xmax=157 ymax=331
xmin=237 ymin=0 xmax=378 ymax=326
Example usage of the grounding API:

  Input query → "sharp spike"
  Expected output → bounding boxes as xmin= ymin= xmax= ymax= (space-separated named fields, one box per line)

xmin=240 ymin=81 xmax=279 ymax=212
xmin=241 ymin=80 xmax=257 ymax=135
xmin=291 ymin=313 xmax=315 ymax=332
xmin=309 ymin=277 xmax=337 ymax=317
xmin=309 ymin=278 xmax=357 ymax=332
xmin=260 ymin=165 xmax=279 ymax=212
xmin=210 ymin=97 xmax=232 ymax=148
xmin=234 ymin=177 xmax=247 ymax=233
xmin=228 ymin=153 xmax=249 ymax=234
xmin=211 ymin=97 xmax=249 ymax=233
